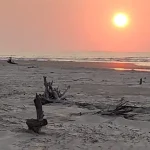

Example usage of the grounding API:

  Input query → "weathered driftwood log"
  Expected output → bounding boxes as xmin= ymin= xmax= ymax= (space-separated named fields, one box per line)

xmin=34 ymin=94 xmax=44 ymax=121
xmin=7 ymin=57 xmax=17 ymax=64
xmin=38 ymin=76 xmax=70 ymax=105
xmin=26 ymin=94 xmax=48 ymax=133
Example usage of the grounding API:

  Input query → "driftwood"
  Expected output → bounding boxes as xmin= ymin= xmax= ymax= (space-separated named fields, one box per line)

xmin=38 ymin=76 xmax=70 ymax=105
xmin=26 ymin=94 xmax=48 ymax=133
xmin=100 ymin=98 xmax=134 ymax=117
xmin=140 ymin=78 xmax=143 ymax=85
xmin=7 ymin=57 xmax=17 ymax=64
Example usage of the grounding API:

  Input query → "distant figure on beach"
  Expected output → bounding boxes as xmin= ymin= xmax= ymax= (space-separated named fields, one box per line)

xmin=7 ymin=57 xmax=17 ymax=64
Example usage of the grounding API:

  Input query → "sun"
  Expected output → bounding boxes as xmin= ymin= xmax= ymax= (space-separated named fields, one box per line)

xmin=113 ymin=13 xmax=129 ymax=28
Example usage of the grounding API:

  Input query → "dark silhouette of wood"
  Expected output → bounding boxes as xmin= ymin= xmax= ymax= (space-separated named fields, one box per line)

xmin=37 ymin=76 xmax=70 ymax=105
xmin=99 ymin=98 xmax=134 ymax=117
xmin=26 ymin=119 xmax=47 ymax=133
xmin=140 ymin=78 xmax=143 ymax=85
xmin=26 ymin=94 xmax=48 ymax=133
xmin=7 ymin=57 xmax=17 ymax=64
xmin=34 ymin=94 xmax=44 ymax=121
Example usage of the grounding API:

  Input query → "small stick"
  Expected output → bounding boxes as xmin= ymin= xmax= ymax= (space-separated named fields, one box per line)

xmin=140 ymin=78 xmax=142 ymax=85
xmin=60 ymin=85 xmax=70 ymax=98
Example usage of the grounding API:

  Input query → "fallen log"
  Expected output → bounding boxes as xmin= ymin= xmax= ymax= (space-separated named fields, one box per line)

xmin=26 ymin=94 xmax=48 ymax=133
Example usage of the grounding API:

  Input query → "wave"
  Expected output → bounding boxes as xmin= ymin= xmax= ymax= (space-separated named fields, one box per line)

xmin=1 ymin=56 xmax=150 ymax=64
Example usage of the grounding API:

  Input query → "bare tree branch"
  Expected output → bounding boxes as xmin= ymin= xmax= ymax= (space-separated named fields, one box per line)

xmin=37 ymin=76 xmax=70 ymax=105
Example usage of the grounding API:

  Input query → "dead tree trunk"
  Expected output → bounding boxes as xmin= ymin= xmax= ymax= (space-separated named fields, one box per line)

xmin=26 ymin=94 xmax=48 ymax=133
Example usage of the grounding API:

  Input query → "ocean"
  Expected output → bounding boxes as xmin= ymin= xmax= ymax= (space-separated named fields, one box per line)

xmin=1 ymin=51 xmax=150 ymax=69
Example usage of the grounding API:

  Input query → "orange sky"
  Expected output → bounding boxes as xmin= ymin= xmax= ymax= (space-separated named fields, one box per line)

xmin=0 ymin=0 xmax=150 ymax=56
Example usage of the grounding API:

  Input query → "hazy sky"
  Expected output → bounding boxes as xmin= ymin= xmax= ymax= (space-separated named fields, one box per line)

xmin=0 ymin=0 xmax=150 ymax=56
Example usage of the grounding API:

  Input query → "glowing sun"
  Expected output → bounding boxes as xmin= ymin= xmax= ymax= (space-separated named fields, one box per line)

xmin=113 ymin=13 xmax=129 ymax=28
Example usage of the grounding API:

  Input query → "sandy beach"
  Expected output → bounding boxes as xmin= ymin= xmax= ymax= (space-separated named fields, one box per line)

xmin=1 ymin=60 xmax=150 ymax=149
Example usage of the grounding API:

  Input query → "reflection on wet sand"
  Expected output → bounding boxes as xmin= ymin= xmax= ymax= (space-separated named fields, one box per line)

xmin=113 ymin=68 xmax=150 ymax=72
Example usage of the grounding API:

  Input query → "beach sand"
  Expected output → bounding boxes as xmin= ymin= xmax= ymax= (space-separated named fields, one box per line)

xmin=1 ymin=60 xmax=150 ymax=149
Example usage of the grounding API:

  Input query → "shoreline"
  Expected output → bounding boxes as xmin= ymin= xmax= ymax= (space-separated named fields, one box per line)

xmin=1 ymin=59 xmax=150 ymax=72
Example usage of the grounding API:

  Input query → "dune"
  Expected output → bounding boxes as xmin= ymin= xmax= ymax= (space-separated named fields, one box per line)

xmin=0 ymin=60 xmax=150 ymax=149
